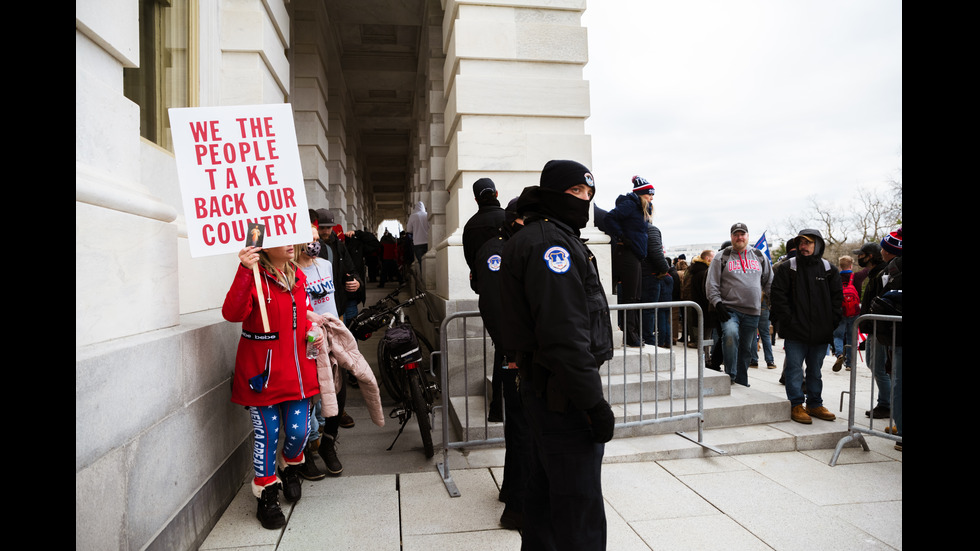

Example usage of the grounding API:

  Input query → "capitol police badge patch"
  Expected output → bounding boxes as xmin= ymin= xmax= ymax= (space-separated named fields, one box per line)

xmin=487 ymin=254 xmax=501 ymax=272
xmin=544 ymin=246 xmax=571 ymax=273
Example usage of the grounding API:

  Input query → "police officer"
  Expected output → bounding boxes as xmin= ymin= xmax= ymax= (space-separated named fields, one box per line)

xmin=501 ymin=160 xmax=615 ymax=551
xmin=472 ymin=197 xmax=529 ymax=530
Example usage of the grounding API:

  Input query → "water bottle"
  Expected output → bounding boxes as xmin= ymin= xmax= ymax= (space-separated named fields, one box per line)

xmin=306 ymin=323 xmax=320 ymax=359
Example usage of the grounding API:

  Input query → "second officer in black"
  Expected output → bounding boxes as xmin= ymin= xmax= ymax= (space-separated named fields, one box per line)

xmin=501 ymin=159 xmax=615 ymax=551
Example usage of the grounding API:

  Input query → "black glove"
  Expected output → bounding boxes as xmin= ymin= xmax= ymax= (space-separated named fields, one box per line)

xmin=715 ymin=302 xmax=731 ymax=322
xmin=587 ymin=399 xmax=615 ymax=443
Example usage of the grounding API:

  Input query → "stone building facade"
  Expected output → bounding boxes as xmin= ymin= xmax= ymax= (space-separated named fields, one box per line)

xmin=76 ymin=1 xmax=601 ymax=548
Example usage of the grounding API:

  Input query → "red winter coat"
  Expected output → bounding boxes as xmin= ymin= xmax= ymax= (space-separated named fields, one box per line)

xmin=223 ymin=264 xmax=320 ymax=407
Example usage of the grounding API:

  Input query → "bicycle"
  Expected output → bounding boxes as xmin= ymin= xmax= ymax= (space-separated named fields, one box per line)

xmin=348 ymin=286 xmax=438 ymax=458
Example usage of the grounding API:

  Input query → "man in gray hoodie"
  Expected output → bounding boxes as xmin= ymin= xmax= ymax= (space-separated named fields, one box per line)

xmin=706 ymin=223 xmax=773 ymax=387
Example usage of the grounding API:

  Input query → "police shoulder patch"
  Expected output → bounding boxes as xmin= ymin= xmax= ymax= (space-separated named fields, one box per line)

xmin=487 ymin=254 xmax=502 ymax=272
xmin=543 ymin=246 xmax=571 ymax=273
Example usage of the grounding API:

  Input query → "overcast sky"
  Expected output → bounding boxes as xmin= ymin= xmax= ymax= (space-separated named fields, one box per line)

xmin=582 ymin=0 xmax=902 ymax=248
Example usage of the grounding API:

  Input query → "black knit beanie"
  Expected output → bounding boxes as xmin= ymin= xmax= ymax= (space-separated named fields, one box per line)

xmin=539 ymin=160 xmax=594 ymax=193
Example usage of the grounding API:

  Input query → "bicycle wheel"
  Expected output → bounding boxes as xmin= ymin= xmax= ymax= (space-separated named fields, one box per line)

xmin=408 ymin=369 xmax=434 ymax=458
xmin=377 ymin=339 xmax=405 ymax=402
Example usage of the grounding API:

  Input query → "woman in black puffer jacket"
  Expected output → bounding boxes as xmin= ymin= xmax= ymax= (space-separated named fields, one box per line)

xmin=602 ymin=176 xmax=655 ymax=346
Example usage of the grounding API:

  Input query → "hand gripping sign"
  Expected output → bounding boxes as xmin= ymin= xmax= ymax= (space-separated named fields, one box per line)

xmin=170 ymin=104 xmax=313 ymax=330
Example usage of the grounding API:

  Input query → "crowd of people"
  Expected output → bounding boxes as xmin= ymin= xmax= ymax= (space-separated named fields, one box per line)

xmin=468 ymin=165 xmax=901 ymax=549
xmin=222 ymin=162 xmax=901 ymax=545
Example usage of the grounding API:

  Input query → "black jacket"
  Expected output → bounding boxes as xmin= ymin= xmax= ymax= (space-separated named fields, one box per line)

xmin=641 ymin=224 xmax=669 ymax=275
xmin=860 ymin=256 xmax=902 ymax=343
xmin=462 ymin=203 xmax=506 ymax=272
xmin=318 ymin=235 xmax=362 ymax=314
xmin=687 ymin=257 xmax=716 ymax=329
xmin=770 ymin=229 xmax=842 ymax=345
xmin=500 ymin=206 xmax=613 ymax=412
xmin=859 ymin=262 xmax=887 ymax=315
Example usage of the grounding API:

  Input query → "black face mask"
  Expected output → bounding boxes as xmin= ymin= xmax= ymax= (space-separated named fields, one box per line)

xmin=538 ymin=187 xmax=591 ymax=229
xmin=857 ymin=255 xmax=869 ymax=268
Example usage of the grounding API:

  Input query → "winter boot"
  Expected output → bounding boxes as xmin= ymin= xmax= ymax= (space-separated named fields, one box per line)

xmin=298 ymin=440 xmax=326 ymax=481
xmin=318 ymin=434 xmax=343 ymax=476
xmin=277 ymin=454 xmax=304 ymax=503
xmin=252 ymin=479 xmax=285 ymax=530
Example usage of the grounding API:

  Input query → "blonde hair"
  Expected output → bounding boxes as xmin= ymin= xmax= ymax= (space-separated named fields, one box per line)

xmin=259 ymin=249 xmax=298 ymax=290
xmin=640 ymin=194 xmax=655 ymax=225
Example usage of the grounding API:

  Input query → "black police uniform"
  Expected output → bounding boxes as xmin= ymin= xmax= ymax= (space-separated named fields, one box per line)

xmin=501 ymin=209 xmax=613 ymax=550
xmin=463 ymin=202 xmax=506 ymax=272
xmin=473 ymin=231 xmax=529 ymax=525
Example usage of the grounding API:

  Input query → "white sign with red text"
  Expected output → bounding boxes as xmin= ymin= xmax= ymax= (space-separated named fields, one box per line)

xmin=169 ymin=104 xmax=310 ymax=258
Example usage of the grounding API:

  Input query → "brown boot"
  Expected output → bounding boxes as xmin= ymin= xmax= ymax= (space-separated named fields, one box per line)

xmin=791 ymin=404 xmax=812 ymax=424
xmin=806 ymin=406 xmax=836 ymax=421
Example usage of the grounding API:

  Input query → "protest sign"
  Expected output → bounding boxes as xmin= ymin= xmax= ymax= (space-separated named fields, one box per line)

xmin=169 ymin=104 xmax=311 ymax=258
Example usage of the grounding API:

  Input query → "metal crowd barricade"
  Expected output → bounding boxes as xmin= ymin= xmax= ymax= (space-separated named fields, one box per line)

xmin=436 ymin=300 xmax=721 ymax=497
xmin=436 ymin=310 xmax=500 ymax=497
xmin=605 ymin=301 xmax=724 ymax=453
xmin=829 ymin=313 xmax=902 ymax=466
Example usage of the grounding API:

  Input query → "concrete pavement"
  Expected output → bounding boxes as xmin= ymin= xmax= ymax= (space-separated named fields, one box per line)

xmin=201 ymin=286 xmax=902 ymax=550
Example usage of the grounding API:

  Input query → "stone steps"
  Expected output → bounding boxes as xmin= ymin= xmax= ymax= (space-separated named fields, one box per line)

xmin=445 ymin=345 xmax=858 ymax=459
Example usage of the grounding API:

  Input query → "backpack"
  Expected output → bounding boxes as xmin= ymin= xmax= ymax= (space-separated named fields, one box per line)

xmin=841 ymin=277 xmax=861 ymax=317
xmin=382 ymin=324 xmax=423 ymax=364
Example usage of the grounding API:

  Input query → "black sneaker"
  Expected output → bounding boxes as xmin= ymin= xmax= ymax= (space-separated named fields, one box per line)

xmin=318 ymin=435 xmax=343 ymax=476
xmin=279 ymin=465 xmax=302 ymax=503
xmin=256 ymin=483 xmax=286 ymax=530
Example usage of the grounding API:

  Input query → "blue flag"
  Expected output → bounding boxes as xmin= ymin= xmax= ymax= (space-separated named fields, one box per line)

xmin=754 ymin=232 xmax=771 ymax=262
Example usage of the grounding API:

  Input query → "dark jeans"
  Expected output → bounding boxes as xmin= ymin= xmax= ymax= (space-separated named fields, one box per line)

xmin=783 ymin=339 xmax=826 ymax=407
xmin=719 ymin=309 xmax=759 ymax=386
xmin=641 ymin=274 xmax=672 ymax=346
xmin=749 ymin=306 xmax=774 ymax=365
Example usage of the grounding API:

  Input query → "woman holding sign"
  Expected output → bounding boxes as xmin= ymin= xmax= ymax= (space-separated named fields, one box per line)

xmin=223 ymin=244 xmax=321 ymax=530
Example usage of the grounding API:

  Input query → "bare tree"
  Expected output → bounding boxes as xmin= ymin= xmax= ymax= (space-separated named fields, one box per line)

xmin=806 ymin=195 xmax=850 ymax=248
xmin=772 ymin=161 xmax=901 ymax=262
xmin=852 ymin=187 xmax=893 ymax=243
xmin=888 ymin=167 xmax=902 ymax=225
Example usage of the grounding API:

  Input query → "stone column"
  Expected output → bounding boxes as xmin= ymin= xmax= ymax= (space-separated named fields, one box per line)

xmin=437 ymin=0 xmax=599 ymax=395
xmin=440 ymin=0 xmax=594 ymax=301
xmin=413 ymin=7 xmax=448 ymax=291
